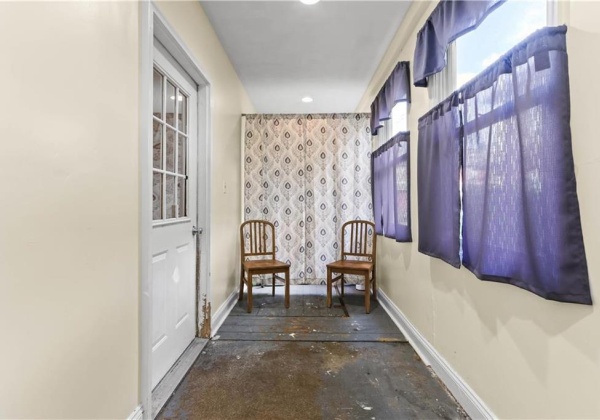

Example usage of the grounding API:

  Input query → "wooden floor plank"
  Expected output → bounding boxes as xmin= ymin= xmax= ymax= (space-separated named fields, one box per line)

xmin=215 ymin=285 xmax=406 ymax=343
xmin=215 ymin=332 xmax=406 ymax=342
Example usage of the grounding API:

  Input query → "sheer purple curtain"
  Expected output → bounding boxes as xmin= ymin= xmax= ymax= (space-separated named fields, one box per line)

xmin=461 ymin=26 xmax=591 ymax=304
xmin=372 ymin=133 xmax=412 ymax=242
xmin=371 ymin=62 xmax=411 ymax=135
xmin=394 ymin=133 xmax=412 ymax=242
xmin=383 ymin=146 xmax=396 ymax=239
xmin=373 ymin=145 xmax=395 ymax=238
xmin=372 ymin=152 xmax=385 ymax=235
xmin=417 ymin=94 xmax=461 ymax=267
xmin=413 ymin=0 xmax=506 ymax=87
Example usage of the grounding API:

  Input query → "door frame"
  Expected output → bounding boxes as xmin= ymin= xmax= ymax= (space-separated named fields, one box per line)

xmin=140 ymin=2 xmax=212 ymax=416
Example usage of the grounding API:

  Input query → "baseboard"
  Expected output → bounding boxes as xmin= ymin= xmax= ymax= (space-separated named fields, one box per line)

xmin=127 ymin=405 xmax=143 ymax=420
xmin=211 ymin=289 xmax=238 ymax=337
xmin=377 ymin=289 xmax=496 ymax=420
xmin=152 ymin=337 xmax=208 ymax=418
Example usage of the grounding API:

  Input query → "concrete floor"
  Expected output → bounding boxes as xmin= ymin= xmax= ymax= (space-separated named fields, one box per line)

xmin=157 ymin=285 xmax=467 ymax=420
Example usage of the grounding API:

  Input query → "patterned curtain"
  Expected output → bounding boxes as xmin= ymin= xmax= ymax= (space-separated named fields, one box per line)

xmin=244 ymin=114 xmax=373 ymax=284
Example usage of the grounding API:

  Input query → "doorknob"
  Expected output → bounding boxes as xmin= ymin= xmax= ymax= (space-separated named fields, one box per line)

xmin=192 ymin=226 xmax=203 ymax=235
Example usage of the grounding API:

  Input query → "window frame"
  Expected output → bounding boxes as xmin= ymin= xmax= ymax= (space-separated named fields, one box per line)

xmin=152 ymin=66 xmax=191 ymax=223
xmin=428 ymin=0 xmax=557 ymax=104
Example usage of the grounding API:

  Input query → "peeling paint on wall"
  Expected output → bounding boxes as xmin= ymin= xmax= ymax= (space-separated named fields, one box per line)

xmin=200 ymin=294 xmax=211 ymax=338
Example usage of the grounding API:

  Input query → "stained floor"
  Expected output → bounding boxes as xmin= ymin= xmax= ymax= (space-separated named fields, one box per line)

xmin=157 ymin=285 xmax=467 ymax=420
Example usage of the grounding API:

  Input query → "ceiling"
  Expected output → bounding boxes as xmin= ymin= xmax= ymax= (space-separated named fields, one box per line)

xmin=201 ymin=1 xmax=411 ymax=114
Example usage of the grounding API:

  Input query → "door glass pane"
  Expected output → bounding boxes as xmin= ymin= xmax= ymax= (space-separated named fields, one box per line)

xmin=166 ymin=81 xmax=176 ymax=126
xmin=166 ymin=127 xmax=176 ymax=172
xmin=153 ymin=120 xmax=163 ymax=169
xmin=165 ymin=175 xmax=176 ymax=219
xmin=153 ymin=172 xmax=163 ymax=220
xmin=177 ymin=134 xmax=186 ymax=175
xmin=178 ymin=93 xmax=188 ymax=134
xmin=177 ymin=177 xmax=186 ymax=218
xmin=153 ymin=69 xmax=163 ymax=119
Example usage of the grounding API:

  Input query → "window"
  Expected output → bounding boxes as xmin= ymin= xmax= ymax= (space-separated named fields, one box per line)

xmin=425 ymin=0 xmax=550 ymax=102
xmin=456 ymin=0 xmax=548 ymax=88
xmin=152 ymin=67 xmax=189 ymax=221
xmin=417 ymin=20 xmax=591 ymax=303
xmin=390 ymin=102 xmax=408 ymax=135
xmin=374 ymin=102 xmax=408 ymax=148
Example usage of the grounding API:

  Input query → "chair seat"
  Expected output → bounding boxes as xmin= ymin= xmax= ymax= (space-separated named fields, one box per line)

xmin=243 ymin=259 xmax=290 ymax=271
xmin=327 ymin=260 xmax=373 ymax=271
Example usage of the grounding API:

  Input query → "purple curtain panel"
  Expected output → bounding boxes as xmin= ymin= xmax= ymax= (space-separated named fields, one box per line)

xmin=417 ymin=94 xmax=462 ymax=267
xmin=460 ymin=26 xmax=591 ymax=304
xmin=372 ymin=132 xmax=412 ymax=242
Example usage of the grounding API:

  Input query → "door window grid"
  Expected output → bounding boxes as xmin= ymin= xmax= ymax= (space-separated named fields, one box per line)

xmin=153 ymin=67 xmax=189 ymax=221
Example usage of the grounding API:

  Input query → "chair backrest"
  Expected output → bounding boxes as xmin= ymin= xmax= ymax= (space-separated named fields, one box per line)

xmin=240 ymin=220 xmax=276 ymax=261
xmin=341 ymin=220 xmax=376 ymax=263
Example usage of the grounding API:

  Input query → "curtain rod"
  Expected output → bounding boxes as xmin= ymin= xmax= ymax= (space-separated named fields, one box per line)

xmin=241 ymin=113 xmax=370 ymax=117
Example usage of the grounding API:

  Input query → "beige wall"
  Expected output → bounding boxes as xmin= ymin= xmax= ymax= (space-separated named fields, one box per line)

xmin=0 ymin=1 xmax=140 ymax=418
xmin=362 ymin=1 xmax=600 ymax=418
xmin=0 ymin=1 xmax=253 ymax=418
xmin=155 ymin=1 xmax=254 ymax=316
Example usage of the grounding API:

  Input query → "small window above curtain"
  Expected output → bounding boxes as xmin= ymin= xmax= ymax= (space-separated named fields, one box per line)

xmin=370 ymin=61 xmax=411 ymax=136
xmin=372 ymin=132 xmax=411 ymax=242
xmin=413 ymin=0 xmax=507 ymax=87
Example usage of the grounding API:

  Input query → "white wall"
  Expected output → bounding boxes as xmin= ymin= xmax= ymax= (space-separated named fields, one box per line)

xmin=0 ymin=1 xmax=253 ymax=418
xmin=154 ymin=1 xmax=255 ymax=317
xmin=359 ymin=1 xmax=600 ymax=418
xmin=0 ymin=2 xmax=140 ymax=418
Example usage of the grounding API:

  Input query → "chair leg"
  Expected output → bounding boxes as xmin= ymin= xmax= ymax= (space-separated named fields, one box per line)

xmin=247 ymin=272 xmax=253 ymax=313
xmin=239 ymin=267 xmax=245 ymax=301
xmin=284 ymin=268 xmax=290 ymax=309
xmin=272 ymin=274 xmax=276 ymax=297
xmin=364 ymin=272 xmax=371 ymax=314
xmin=372 ymin=269 xmax=377 ymax=301
xmin=326 ymin=268 xmax=332 ymax=308
xmin=341 ymin=274 xmax=344 ymax=297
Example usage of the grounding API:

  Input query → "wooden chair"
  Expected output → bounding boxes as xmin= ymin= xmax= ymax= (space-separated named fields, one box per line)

xmin=326 ymin=220 xmax=377 ymax=313
xmin=240 ymin=220 xmax=290 ymax=313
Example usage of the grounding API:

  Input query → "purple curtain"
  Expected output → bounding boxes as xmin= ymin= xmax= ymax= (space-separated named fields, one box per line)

xmin=372 ymin=132 xmax=412 ymax=242
xmin=372 ymin=150 xmax=385 ymax=235
xmin=394 ymin=134 xmax=412 ymax=242
xmin=371 ymin=62 xmax=411 ymax=135
xmin=413 ymin=0 xmax=506 ymax=87
xmin=461 ymin=26 xmax=591 ymax=304
xmin=417 ymin=94 xmax=462 ymax=267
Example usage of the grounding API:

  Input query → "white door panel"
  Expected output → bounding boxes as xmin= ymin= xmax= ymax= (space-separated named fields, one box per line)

xmin=151 ymin=40 xmax=198 ymax=389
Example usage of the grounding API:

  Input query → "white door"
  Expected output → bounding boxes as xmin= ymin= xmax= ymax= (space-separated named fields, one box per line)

xmin=151 ymin=41 xmax=198 ymax=389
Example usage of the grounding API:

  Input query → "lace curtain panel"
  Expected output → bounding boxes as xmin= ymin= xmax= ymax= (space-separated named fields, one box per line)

xmin=244 ymin=114 xmax=373 ymax=284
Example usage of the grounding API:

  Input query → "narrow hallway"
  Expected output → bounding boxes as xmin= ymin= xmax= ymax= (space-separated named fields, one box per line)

xmin=157 ymin=286 xmax=467 ymax=419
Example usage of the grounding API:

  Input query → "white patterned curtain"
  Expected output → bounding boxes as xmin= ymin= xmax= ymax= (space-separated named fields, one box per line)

xmin=244 ymin=114 xmax=373 ymax=284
